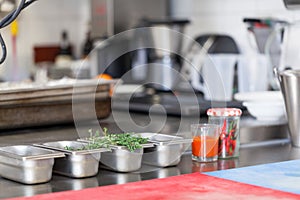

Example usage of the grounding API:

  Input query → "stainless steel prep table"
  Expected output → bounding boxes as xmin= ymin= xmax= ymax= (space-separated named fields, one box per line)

xmin=0 ymin=111 xmax=297 ymax=199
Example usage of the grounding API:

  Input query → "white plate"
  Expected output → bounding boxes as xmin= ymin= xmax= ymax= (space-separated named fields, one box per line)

xmin=243 ymin=101 xmax=286 ymax=121
xmin=234 ymin=91 xmax=283 ymax=102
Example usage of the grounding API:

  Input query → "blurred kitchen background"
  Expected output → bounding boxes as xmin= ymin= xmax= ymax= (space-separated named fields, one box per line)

xmin=0 ymin=0 xmax=298 ymax=88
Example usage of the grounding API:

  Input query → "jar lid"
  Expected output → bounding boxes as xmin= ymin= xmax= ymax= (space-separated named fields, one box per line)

xmin=207 ymin=108 xmax=242 ymax=117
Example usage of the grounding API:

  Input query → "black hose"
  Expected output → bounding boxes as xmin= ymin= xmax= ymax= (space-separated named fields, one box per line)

xmin=0 ymin=0 xmax=38 ymax=64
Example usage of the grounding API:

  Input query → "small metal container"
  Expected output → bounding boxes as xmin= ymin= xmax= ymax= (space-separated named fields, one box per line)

xmin=100 ymin=146 xmax=144 ymax=172
xmin=0 ymin=145 xmax=65 ymax=184
xmin=78 ymin=138 xmax=153 ymax=172
xmin=34 ymin=141 xmax=110 ymax=178
xmin=137 ymin=133 xmax=192 ymax=167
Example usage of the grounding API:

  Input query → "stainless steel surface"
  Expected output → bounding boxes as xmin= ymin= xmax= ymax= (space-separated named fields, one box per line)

xmin=136 ymin=133 xmax=192 ymax=167
xmin=0 ymin=179 xmax=52 ymax=199
xmin=278 ymin=69 xmax=300 ymax=147
xmin=98 ymin=169 xmax=141 ymax=184
xmin=35 ymin=141 xmax=106 ymax=178
xmin=100 ymin=148 xmax=143 ymax=172
xmin=0 ymin=145 xmax=65 ymax=184
xmin=0 ymin=111 xmax=294 ymax=198
xmin=51 ymin=176 xmax=99 ymax=191
xmin=239 ymin=117 xmax=288 ymax=144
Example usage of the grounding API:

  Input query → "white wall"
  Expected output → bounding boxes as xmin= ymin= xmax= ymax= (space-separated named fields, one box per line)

xmin=172 ymin=0 xmax=300 ymax=57
xmin=170 ymin=0 xmax=300 ymax=91
xmin=0 ymin=0 xmax=90 ymax=81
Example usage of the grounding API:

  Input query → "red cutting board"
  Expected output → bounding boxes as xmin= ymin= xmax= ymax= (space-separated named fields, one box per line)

xmin=6 ymin=173 xmax=300 ymax=200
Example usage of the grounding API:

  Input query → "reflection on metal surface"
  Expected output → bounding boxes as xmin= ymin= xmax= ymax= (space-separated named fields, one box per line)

xmin=218 ymin=159 xmax=238 ymax=170
xmin=98 ymin=170 xmax=141 ymax=185
xmin=144 ymin=167 xmax=181 ymax=179
xmin=51 ymin=176 xmax=99 ymax=192
xmin=0 ymin=178 xmax=52 ymax=198
xmin=192 ymin=161 xmax=218 ymax=173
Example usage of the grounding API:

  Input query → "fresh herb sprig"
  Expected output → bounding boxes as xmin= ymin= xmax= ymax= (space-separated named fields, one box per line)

xmin=86 ymin=128 xmax=149 ymax=152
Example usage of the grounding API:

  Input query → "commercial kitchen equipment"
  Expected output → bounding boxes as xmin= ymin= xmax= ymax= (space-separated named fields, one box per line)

xmin=185 ymin=34 xmax=240 ymax=101
xmin=137 ymin=19 xmax=190 ymax=91
xmin=243 ymin=18 xmax=288 ymax=89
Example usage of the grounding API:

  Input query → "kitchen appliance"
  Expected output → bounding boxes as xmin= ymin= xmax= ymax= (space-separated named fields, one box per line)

xmin=92 ymin=19 xmax=190 ymax=91
xmin=190 ymin=54 xmax=237 ymax=101
xmin=243 ymin=18 xmax=288 ymax=89
xmin=237 ymin=54 xmax=269 ymax=92
xmin=183 ymin=34 xmax=240 ymax=101
xmin=90 ymin=0 xmax=189 ymax=90
xmin=143 ymin=19 xmax=190 ymax=91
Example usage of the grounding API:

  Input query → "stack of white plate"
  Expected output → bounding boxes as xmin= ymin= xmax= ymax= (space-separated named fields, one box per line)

xmin=234 ymin=91 xmax=286 ymax=121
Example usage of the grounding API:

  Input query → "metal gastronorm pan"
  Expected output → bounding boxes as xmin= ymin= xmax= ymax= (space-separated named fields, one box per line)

xmin=78 ymin=138 xmax=154 ymax=172
xmin=0 ymin=145 xmax=65 ymax=184
xmin=34 ymin=141 xmax=110 ymax=178
xmin=136 ymin=133 xmax=192 ymax=167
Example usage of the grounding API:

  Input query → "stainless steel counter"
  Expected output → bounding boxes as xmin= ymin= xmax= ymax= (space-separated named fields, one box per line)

xmin=0 ymin=111 xmax=297 ymax=199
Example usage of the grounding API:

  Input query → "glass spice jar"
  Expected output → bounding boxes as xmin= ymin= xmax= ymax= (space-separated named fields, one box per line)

xmin=207 ymin=108 xmax=242 ymax=159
